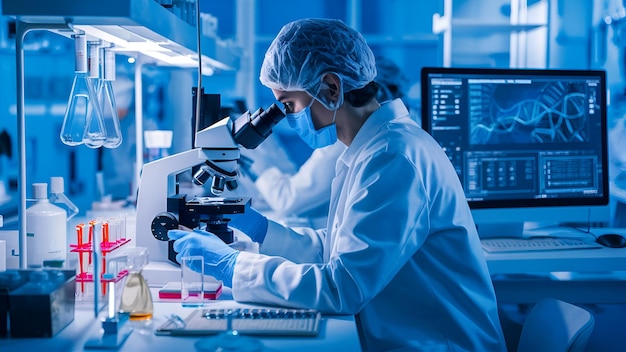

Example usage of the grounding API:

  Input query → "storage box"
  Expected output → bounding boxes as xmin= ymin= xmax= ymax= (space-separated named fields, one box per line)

xmin=7 ymin=269 xmax=76 ymax=338
xmin=0 ymin=270 xmax=28 ymax=337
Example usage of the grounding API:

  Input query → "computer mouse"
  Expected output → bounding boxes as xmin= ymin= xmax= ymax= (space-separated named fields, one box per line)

xmin=596 ymin=234 xmax=626 ymax=248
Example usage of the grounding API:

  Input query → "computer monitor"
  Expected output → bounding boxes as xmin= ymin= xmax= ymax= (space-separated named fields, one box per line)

xmin=421 ymin=67 xmax=610 ymax=238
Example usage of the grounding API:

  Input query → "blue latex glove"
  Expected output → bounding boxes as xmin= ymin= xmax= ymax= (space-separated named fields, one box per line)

xmin=168 ymin=229 xmax=240 ymax=287
xmin=228 ymin=207 xmax=269 ymax=244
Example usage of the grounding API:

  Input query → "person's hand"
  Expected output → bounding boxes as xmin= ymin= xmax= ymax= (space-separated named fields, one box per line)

xmin=168 ymin=229 xmax=240 ymax=287
xmin=227 ymin=207 xmax=269 ymax=244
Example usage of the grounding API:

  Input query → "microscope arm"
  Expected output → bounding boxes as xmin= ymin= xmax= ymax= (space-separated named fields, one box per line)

xmin=135 ymin=147 xmax=239 ymax=263
xmin=134 ymin=105 xmax=285 ymax=264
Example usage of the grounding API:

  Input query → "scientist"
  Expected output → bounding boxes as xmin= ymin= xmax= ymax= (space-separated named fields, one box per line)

xmin=239 ymin=56 xmax=412 ymax=229
xmin=169 ymin=18 xmax=505 ymax=351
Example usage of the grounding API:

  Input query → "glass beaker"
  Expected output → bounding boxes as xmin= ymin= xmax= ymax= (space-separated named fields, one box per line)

xmin=180 ymin=255 xmax=205 ymax=307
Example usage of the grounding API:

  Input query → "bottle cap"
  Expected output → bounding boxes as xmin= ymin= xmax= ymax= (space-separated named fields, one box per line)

xmin=50 ymin=177 xmax=64 ymax=194
xmin=32 ymin=183 xmax=48 ymax=200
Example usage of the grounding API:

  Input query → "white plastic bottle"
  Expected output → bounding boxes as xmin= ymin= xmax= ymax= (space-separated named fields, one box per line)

xmin=26 ymin=183 xmax=67 ymax=268
xmin=49 ymin=176 xmax=79 ymax=221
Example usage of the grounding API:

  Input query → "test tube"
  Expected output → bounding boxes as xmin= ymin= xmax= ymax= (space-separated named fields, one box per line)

xmin=103 ymin=221 xmax=109 ymax=246
xmin=111 ymin=215 xmax=124 ymax=243
xmin=108 ymin=217 xmax=119 ymax=244
xmin=120 ymin=216 xmax=127 ymax=241
xmin=76 ymin=223 xmax=85 ymax=293
xmin=100 ymin=220 xmax=108 ymax=296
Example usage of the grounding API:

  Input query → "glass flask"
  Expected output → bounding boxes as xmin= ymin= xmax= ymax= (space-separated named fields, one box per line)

xmin=82 ymin=40 xmax=107 ymax=148
xmin=118 ymin=247 xmax=153 ymax=320
xmin=98 ymin=46 xmax=123 ymax=149
xmin=61 ymin=72 xmax=90 ymax=146
xmin=60 ymin=34 xmax=105 ymax=147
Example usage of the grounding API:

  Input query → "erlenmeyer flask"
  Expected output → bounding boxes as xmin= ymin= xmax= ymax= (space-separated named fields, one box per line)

xmin=118 ymin=247 xmax=153 ymax=320
xmin=98 ymin=46 xmax=122 ymax=149
xmin=83 ymin=41 xmax=107 ymax=148
xmin=60 ymin=34 xmax=89 ymax=146
xmin=119 ymin=271 xmax=153 ymax=320
xmin=61 ymin=73 xmax=90 ymax=146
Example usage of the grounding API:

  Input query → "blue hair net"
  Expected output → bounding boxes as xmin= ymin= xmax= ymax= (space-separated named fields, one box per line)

xmin=259 ymin=18 xmax=377 ymax=96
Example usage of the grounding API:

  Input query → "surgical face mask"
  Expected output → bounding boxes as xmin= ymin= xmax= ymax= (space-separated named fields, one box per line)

xmin=286 ymin=98 xmax=338 ymax=149
xmin=311 ymin=78 xmax=344 ymax=111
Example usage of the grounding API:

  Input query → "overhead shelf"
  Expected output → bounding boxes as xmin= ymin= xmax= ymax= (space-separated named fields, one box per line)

xmin=434 ymin=14 xmax=545 ymax=36
xmin=1 ymin=0 xmax=240 ymax=72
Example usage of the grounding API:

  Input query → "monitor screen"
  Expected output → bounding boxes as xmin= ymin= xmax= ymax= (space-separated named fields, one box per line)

xmin=421 ymin=67 xmax=610 ymax=237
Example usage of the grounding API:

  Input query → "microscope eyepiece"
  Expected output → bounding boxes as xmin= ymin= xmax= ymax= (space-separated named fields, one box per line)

xmin=249 ymin=103 xmax=285 ymax=136
xmin=233 ymin=103 xmax=285 ymax=149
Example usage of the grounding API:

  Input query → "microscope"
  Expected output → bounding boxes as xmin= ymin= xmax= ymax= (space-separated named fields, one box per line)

xmin=135 ymin=103 xmax=285 ymax=264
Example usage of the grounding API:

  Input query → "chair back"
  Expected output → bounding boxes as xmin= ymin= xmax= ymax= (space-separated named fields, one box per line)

xmin=517 ymin=298 xmax=594 ymax=352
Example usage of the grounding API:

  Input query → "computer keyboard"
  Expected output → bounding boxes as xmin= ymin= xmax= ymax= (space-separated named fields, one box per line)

xmin=157 ymin=307 xmax=321 ymax=336
xmin=481 ymin=237 xmax=603 ymax=253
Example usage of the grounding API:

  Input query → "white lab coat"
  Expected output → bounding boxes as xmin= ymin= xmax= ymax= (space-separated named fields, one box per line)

xmin=232 ymin=99 xmax=506 ymax=351
xmin=254 ymin=142 xmax=346 ymax=227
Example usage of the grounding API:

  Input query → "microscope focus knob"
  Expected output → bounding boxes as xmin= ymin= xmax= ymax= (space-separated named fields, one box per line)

xmin=151 ymin=212 xmax=179 ymax=241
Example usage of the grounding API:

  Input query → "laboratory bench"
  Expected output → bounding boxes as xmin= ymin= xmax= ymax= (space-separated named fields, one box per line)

xmin=485 ymin=227 xmax=626 ymax=305
xmin=0 ymin=286 xmax=362 ymax=351
xmin=3 ymin=212 xmax=626 ymax=350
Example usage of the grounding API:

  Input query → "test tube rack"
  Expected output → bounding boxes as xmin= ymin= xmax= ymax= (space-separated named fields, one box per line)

xmin=70 ymin=220 xmax=132 ymax=298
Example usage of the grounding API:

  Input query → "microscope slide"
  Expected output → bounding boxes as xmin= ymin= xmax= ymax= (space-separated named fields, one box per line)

xmin=158 ymin=281 xmax=223 ymax=300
